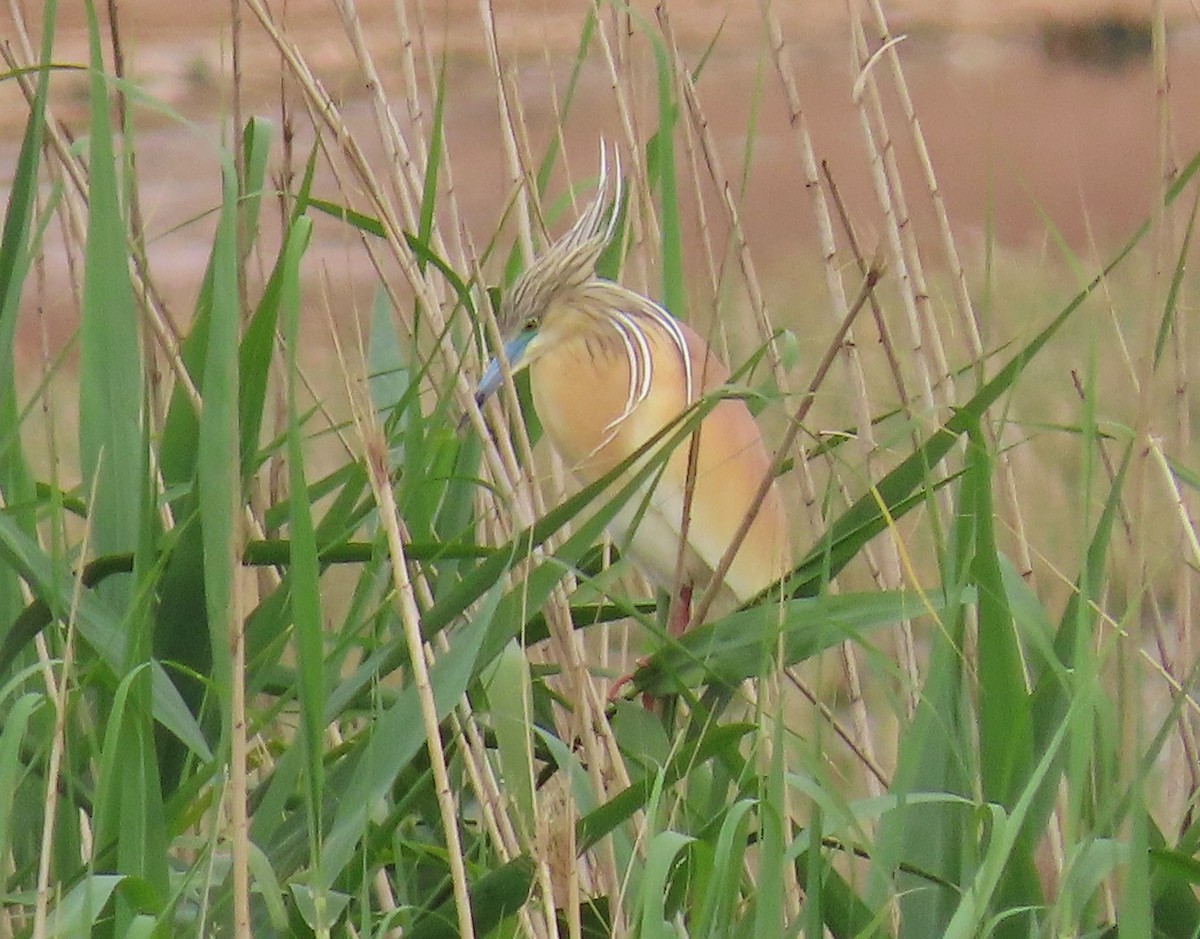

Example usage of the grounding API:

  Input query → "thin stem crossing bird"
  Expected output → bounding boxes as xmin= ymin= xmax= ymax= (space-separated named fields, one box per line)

xmin=476 ymin=152 xmax=789 ymax=639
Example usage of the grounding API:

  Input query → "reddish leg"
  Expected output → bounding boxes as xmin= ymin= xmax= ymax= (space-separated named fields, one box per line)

xmin=667 ymin=582 xmax=693 ymax=637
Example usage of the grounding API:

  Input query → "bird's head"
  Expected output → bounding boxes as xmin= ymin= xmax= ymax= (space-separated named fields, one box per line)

xmin=475 ymin=153 xmax=622 ymax=408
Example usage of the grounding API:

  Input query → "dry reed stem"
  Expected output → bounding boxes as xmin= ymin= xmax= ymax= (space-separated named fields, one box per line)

xmin=1147 ymin=433 xmax=1200 ymax=770
xmin=397 ymin=0 xmax=475 ymax=271
xmin=228 ymin=551 xmax=251 ymax=939
xmin=227 ymin=4 xmax=251 ymax=931
xmin=823 ymin=160 xmax=913 ymax=412
xmin=243 ymin=0 xmax=452 ymax=345
xmin=591 ymin=1 xmax=660 ymax=259
xmin=364 ymin=428 xmax=477 ymax=939
xmin=30 ymin=522 xmax=86 ymax=939
xmin=863 ymin=0 xmax=1038 ymax=595
xmin=668 ymin=61 xmax=724 ymax=313
xmin=754 ymin=0 xmax=885 ymax=613
xmin=756 ymin=0 xmax=877 ymax=448
xmin=1152 ymin=0 xmax=1198 ymax=815
xmin=1146 ymin=0 xmax=1189 ymax=824
xmin=846 ymin=14 xmax=941 ymax=421
xmin=757 ymin=0 xmax=903 ymax=799
xmin=658 ymin=7 xmax=787 ymax=387
xmin=845 ymin=9 xmax=937 ymax=729
xmin=334 ymin=0 xmax=431 ymax=241
xmin=1069 ymin=370 xmax=1200 ymax=804
xmin=476 ymin=0 xmax=535 ymax=261
xmin=864 ymin=0 xmax=982 ymax=360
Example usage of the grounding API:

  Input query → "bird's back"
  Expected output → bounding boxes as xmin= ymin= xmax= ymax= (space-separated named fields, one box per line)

xmin=530 ymin=298 xmax=789 ymax=609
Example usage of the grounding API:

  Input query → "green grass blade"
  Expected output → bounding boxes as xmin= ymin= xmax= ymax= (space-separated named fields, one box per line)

xmin=239 ymin=116 xmax=272 ymax=252
xmin=943 ymin=714 xmax=1075 ymax=939
xmin=238 ymin=229 xmax=289 ymax=474
xmin=406 ymin=856 xmax=536 ymax=939
xmin=0 ymin=1 xmax=55 ymax=659
xmin=418 ymin=72 xmax=446 ymax=254
xmin=646 ymin=29 xmax=684 ymax=317
xmin=1152 ymin=189 xmax=1198 ymax=369
xmin=483 ymin=640 xmax=536 ymax=841
xmin=964 ymin=422 xmax=1040 ymax=936
xmin=0 ymin=692 xmax=43 ymax=899
xmin=577 ymin=722 xmax=755 ymax=852
xmin=637 ymin=589 xmax=949 ymax=695
xmin=197 ymin=156 xmax=242 ymax=711
xmin=79 ymin=0 xmax=142 ymax=606
xmin=639 ymin=831 xmax=695 ymax=936
xmin=90 ymin=662 xmax=168 ymax=905
xmin=0 ymin=493 xmax=211 ymax=766
xmin=1119 ymin=799 xmax=1151 ymax=939
xmin=282 ymin=216 xmax=324 ymax=867
xmin=753 ymin=731 xmax=785 ymax=938
xmin=277 ymin=217 xmax=321 ymax=869
xmin=1027 ymin=440 xmax=1132 ymax=806
xmin=965 ymin=422 xmax=1033 ymax=808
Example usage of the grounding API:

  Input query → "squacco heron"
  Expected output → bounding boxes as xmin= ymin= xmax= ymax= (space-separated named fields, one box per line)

xmin=476 ymin=157 xmax=788 ymax=637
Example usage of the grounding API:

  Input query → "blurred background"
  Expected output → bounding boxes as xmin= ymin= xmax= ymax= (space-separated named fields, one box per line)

xmin=4 ymin=0 xmax=1199 ymax=332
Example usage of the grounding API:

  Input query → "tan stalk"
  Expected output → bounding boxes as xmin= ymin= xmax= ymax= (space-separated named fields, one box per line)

xmin=847 ymin=8 xmax=944 ymax=730
xmin=363 ymin=427 xmax=476 ymax=939
xmin=243 ymin=0 xmax=463 ymax=369
xmin=654 ymin=7 xmax=724 ymax=308
xmin=787 ymin=673 xmax=890 ymax=787
xmin=823 ymin=160 xmax=914 ymax=411
xmin=396 ymin=0 xmax=474 ymax=270
xmin=229 ymin=544 xmax=252 ymax=939
xmin=756 ymin=1 xmax=878 ymax=445
xmin=30 ymin=500 xmax=89 ymax=939
xmin=1148 ymin=433 xmax=1200 ymax=779
xmin=334 ymin=0 xmax=432 ymax=238
xmin=863 ymin=0 xmax=1038 ymax=604
xmin=1126 ymin=0 xmax=1170 ymax=839
xmin=1153 ymin=0 xmax=1197 ymax=819
xmin=476 ymin=0 xmax=536 ymax=261
xmin=863 ymin=0 xmax=983 ymax=359
xmin=756 ymin=2 xmax=901 ymax=804
xmin=227 ymin=6 xmax=251 ymax=931
xmin=846 ymin=12 xmax=942 ymax=419
xmin=658 ymin=8 xmax=786 ymax=385
xmin=753 ymin=1 xmax=883 ymax=602
xmin=590 ymin=0 xmax=660 ymax=258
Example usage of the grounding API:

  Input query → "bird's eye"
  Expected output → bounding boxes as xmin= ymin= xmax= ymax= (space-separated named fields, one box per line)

xmin=524 ymin=317 xmax=540 ymax=332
